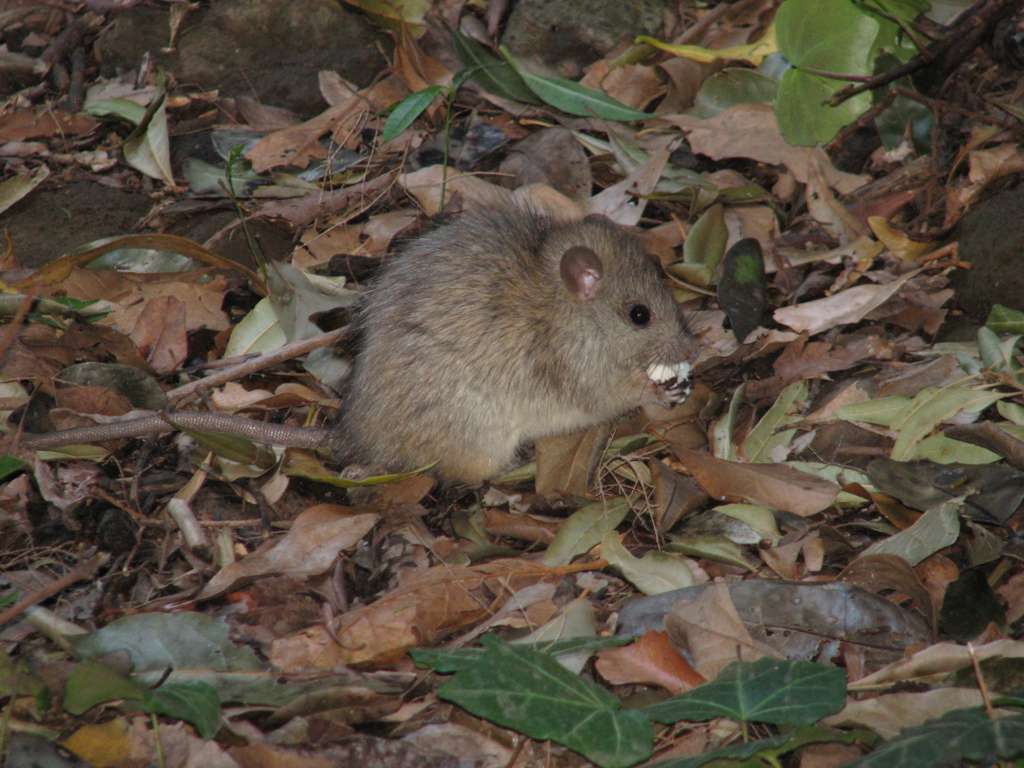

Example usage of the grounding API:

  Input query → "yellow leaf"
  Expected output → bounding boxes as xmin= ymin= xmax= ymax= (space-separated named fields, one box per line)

xmin=868 ymin=217 xmax=934 ymax=261
xmin=636 ymin=24 xmax=777 ymax=66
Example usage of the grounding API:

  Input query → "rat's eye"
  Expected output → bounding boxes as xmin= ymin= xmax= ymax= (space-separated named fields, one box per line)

xmin=627 ymin=303 xmax=651 ymax=327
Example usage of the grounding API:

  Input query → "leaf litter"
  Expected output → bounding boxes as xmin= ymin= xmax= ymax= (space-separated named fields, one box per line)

xmin=3 ymin=1 xmax=1024 ymax=767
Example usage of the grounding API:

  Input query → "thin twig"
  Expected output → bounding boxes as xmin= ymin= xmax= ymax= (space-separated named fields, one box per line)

xmin=167 ymin=326 xmax=350 ymax=404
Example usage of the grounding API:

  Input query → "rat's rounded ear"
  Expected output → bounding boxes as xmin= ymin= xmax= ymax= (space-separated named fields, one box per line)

xmin=583 ymin=213 xmax=613 ymax=226
xmin=560 ymin=246 xmax=603 ymax=300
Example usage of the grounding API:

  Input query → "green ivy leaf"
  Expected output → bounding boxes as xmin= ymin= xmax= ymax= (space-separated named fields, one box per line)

xmin=439 ymin=636 xmax=652 ymax=768
xmin=644 ymin=658 xmax=846 ymax=725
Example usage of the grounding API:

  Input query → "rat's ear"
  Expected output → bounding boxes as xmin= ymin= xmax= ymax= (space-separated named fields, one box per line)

xmin=560 ymin=246 xmax=603 ymax=300
xmin=583 ymin=213 xmax=612 ymax=226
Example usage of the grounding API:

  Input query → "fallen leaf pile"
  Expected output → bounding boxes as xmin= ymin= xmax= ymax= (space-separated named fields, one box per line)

xmin=2 ymin=1 xmax=1024 ymax=767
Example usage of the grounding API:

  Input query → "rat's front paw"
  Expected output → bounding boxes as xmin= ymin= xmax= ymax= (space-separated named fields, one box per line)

xmin=646 ymin=361 xmax=692 ymax=403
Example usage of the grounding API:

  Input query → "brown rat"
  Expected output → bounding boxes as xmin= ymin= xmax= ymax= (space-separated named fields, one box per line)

xmin=334 ymin=205 xmax=696 ymax=482
xmin=20 ymin=206 xmax=696 ymax=483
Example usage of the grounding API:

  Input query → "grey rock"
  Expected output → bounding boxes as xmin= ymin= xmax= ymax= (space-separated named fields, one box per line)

xmin=97 ymin=0 xmax=390 ymax=116
xmin=501 ymin=0 xmax=670 ymax=78
xmin=954 ymin=186 xmax=1024 ymax=320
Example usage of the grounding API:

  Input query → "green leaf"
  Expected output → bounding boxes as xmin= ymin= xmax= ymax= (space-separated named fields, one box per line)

xmin=712 ymin=382 xmax=745 ymax=460
xmin=847 ymin=708 xmax=1024 ymax=768
xmin=666 ymin=535 xmax=758 ymax=571
xmin=644 ymin=658 xmax=846 ymax=725
xmin=411 ymin=635 xmax=632 ymax=674
xmin=70 ymin=613 xmax=264 ymax=673
xmin=890 ymin=387 xmax=1007 ymax=460
xmin=0 ymin=165 xmax=49 ymax=217
xmin=909 ymin=434 xmax=1000 ymax=465
xmin=986 ymin=303 xmax=1024 ymax=334
xmin=225 ymin=297 xmax=287 ymax=357
xmin=542 ymin=497 xmax=630 ymax=567
xmin=836 ymin=395 xmax=912 ymax=426
xmin=64 ymin=661 xmax=148 ymax=715
xmin=682 ymin=203 xmax=727 ymax=269
xmin=998 ymin=401 xmax=1024 ymax=426
xmin=381 ymin=86 xmax=443 ymax=142
xmin=601 ymin=533 xmax=697 ymax=595
xmin=742 ymin=380 xmax=806 ymax=462
xmin=452 ymin=32 xmax=540 ymax=104
xmin=689 ymin=68 xmax=778 ymax=119
xmin=439 ymin=637 xmax=653 ymax=768
xmin=500 ymin=47 xmax=651 ymax=121
xmin=863 ymin=498 xmax=961 ymax=566
xmin=774 ymin=0 xmax=880 ymax=145
xmin=711 ymin=504 xmax=782 ymax=545
xmin=148 ymin=681 xmax=221 ymax=739
xmin=123 ymin=95 xmax=174 ymax=185
xmin=0 ymin=456 xmax=26 ymax=482
xmin=85 ymin=97 xmax=147 ymax=125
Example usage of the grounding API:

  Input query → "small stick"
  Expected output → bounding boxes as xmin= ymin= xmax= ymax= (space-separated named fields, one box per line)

xmin=168 ymin=326 xmax=350 ymax=404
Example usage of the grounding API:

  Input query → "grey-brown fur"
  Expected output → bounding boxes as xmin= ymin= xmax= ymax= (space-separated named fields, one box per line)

xmin=333 ymin=206 xmax=696 ymax=483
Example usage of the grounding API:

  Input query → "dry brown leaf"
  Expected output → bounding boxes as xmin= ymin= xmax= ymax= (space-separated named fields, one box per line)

xmin=55 ymin=385 xmax=133 ymax=417
xmin=839 ymin=553 xmax=936 ymax=636
xmin=59 ymin=324 xmax=149 ymax=370
xmin=595 ymin=629 xmax=704 ymax=693
xmin=534 ymin=424 xmax=609 ymax=499
xmin=672 ymin=447 xmax=838 ymax=517
xmin=209 ymin=382 xmax=275 ymax=411
xmin=651 ymin=460 xmax=709 ymax=535
xmin=399 ymin=165 xmax=512 ymax=215
xmin=581 ymin=60 xmax=664 ymax=110
xmin=393 ymin=28 xmax=453 ymax=92
xmin=998 ymin=568 xmax=1024 ymax=625
xmin=849 ymin=638 xmax=1024 ymax=690
xmin=0 ymin=109 xmax=98 ymax=142
xmin=760 ymin=539 xmax=803 ymax=580
xmin=482 ymin=509 xmax=560 ymax=545
xmin=58 ymin=271 xmax=231 ymax=337
xmin=270 ymin=558 xmax=568 ymax=668
xmin=968 ymin=142 xmax=1024 ymax=189
xmin=246 ymin=103 xmax=354 ymax=172
xmin=198 ymin=506 xmax=379 ymax=601
xmin=773 ymin=270 xmax=920 ymax=336
xmin=588 ymin=146 xmax=669 ymax=226
xmin=129 ymin=295 xmax=187 ymax=375
xmin=655 ymin=58 xmax=707 ymax=114
xmin=361 ymin=209 xmax=419 ymax=254
xmin=294 ymin=223 xmax=365 ymax=268
xmin=661 ymin=105 xmax=868 ymax=194
xmin=826 ymin=688 xmax=987 ymax=739
xmin=33 ymin=458 xmax=101 ymax=512
xmin=664 ymin=581 xmax=776 ymax=679
xmin=806 ymin=154 xmax=868 ymax=244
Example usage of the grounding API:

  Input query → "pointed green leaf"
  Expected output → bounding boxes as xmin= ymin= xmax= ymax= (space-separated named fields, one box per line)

xmin=452 ymin=32 xmax=539 ymax=103
xmin=382 ymin=86 xmax=443 ymax=142
xmin=890 ymin=387 xmax=1006 ymax=460
xmin=500 ymin=47 xmax=651 ymax=121
xmin=543 ymin=497 xmax=630 ymax=566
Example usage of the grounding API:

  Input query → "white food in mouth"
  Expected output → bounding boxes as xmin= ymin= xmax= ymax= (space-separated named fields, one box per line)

xmin=646 ymin=362 xmax=691 ymax=384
